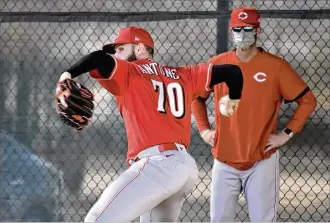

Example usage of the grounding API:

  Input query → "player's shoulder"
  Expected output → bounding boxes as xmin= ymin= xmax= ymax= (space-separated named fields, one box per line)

xmin=130 ymin=59 xmax=160 ymax=72
xmin=176 ymin=63 xmax=210 ymax=76
xmin=131 ymin=59 xmax=152 ymax=65
xmin=208 ymin=50 xmax=236 ymax=64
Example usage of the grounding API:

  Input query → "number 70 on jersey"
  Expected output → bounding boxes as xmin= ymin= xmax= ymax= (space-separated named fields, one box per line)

xmin=151 ymin=80 xmax=185 ymax=119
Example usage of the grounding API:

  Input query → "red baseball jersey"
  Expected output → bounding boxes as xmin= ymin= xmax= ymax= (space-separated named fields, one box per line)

xmin=90 ymin=58 xmax=212 ymax=163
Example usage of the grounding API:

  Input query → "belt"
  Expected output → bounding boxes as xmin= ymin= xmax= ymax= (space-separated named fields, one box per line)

xmin=158 ymin=143 xmax=178 ymax=152
xmin=129 ymin=143 xmax=183 ymax=165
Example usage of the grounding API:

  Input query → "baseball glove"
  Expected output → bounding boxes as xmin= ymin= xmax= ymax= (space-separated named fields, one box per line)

xmin=56 ymin=79 xmax=94 ymax=130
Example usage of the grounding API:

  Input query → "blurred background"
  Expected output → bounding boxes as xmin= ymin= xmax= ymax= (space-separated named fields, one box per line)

xmin=0 ymin=0 xmax=329 ymax=221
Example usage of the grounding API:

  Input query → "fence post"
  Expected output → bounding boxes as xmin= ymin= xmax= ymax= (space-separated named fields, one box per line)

xmin=216 ymin=0 xmax=229 ymax=54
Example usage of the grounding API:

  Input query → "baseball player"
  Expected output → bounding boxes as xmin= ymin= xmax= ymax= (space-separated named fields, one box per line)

xmin=192 ymin=6 xmax=317 ymax=222
xmin=56 ymin=26 xmax=243 ymax=222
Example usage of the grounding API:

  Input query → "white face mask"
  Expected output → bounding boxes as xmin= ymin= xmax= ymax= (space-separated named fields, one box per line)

xmin=232 ymin=30 xmax=256 ymax=50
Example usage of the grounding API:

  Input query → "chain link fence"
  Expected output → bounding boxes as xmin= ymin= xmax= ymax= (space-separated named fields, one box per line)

xmin=0 ymin=0 xmax=329 ymax=222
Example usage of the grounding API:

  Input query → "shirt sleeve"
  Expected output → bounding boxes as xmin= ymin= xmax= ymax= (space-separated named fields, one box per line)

xmin=208 ymin=56 xmax=216 ymax=64
xmin=89 ymin=57 xmax=130 ymax=96
xmin=191 ymin=97 xmax=212 ymax=132
xmin=188 ymin=63 xmax=213 ymax=97
xmin=286 ymin=90 xmax=317 ymax=133
xmin=278 ymin=59 xmax=308 ymax=101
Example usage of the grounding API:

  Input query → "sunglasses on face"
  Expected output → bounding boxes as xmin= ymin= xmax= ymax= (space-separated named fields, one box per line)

xmin=232 ymin=27 xmax=255 ymax=32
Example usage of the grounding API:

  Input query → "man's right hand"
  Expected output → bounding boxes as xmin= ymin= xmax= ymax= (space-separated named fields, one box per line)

xmin=200 ymin=129 xmax=216 ymax=147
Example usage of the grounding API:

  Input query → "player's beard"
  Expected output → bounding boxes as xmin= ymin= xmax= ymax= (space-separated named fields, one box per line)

xmin=233 ymin=31 xmax=256 ymax=50
xmin=127 ymin=46 xmax=137 ymax=62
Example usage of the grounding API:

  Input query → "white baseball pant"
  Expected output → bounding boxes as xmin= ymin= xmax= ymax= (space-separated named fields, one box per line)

xmin=210 ymin=150 xmax=280 ymax=222
xmin=84 ymin=143 xmax=198 ymax=222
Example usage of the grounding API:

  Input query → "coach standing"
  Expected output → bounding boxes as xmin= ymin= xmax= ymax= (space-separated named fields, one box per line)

xmin=192 ymin=6 xmax=317 ymax=222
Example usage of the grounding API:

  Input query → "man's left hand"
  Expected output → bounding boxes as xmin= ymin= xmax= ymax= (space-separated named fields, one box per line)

xmin=265 ymin=130 xmax=292 ymax=152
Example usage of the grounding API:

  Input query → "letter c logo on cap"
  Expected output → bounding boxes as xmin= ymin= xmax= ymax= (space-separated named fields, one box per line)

xmin=238 ymin=12 xmax=248 ymax=20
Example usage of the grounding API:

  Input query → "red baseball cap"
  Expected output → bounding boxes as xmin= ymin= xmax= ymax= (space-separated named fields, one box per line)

xmin=230 ymin=6 xmax=260 ymax=28
xmin=103 ymin=26 xmax=154 ymax=53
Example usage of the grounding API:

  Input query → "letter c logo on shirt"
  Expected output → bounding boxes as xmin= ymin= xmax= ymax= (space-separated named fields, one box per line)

xmin=253 ymin=72 xmax=267 ymax=82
